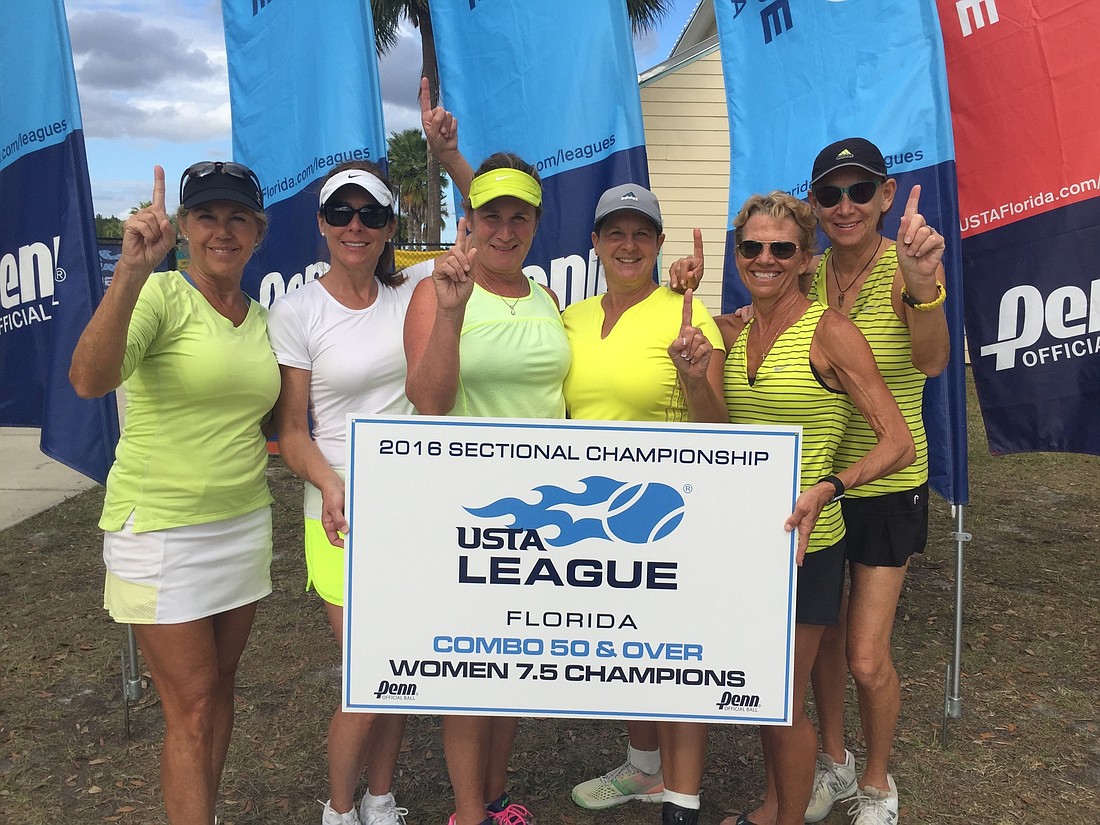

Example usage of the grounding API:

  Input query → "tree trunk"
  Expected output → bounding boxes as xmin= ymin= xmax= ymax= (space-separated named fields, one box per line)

xmin=418 ymin=8 xmax=442 ymax=245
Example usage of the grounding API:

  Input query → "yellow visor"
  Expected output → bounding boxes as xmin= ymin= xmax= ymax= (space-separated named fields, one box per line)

xmin=469 ymin=168 xmax=542 ymax=209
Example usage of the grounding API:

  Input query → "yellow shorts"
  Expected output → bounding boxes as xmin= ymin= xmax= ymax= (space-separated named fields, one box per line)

xmin=304 ymin=518 xmax=345 ymax=606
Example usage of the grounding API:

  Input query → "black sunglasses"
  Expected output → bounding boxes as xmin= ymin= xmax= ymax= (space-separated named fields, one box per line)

xmin=812 ymin=180 xmax=879 ymax=208
xmin=736 ymin=240 xmax=800 ymax=260
xmin=179 ymin=161 xmax=262 ymax=205
xmin=322 ymin=203 xmax=393 ymax=228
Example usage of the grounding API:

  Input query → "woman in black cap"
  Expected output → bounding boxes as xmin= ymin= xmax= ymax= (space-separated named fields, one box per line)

xmin=801 ymin=138 xmax=947 ymax=825
xmin=71 ymin=162 xmax=277 ymax=825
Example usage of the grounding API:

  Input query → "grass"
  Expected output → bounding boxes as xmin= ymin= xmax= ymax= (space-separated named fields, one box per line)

xmin=1 ymin=372 xmax=1097 ymax=824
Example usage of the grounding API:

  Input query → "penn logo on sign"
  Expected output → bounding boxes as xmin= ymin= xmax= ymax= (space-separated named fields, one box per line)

xmin=716 ymin=690 xmax=761 ymax=710
xmin=979 ymin=279 xmax=1100 ymax=370
xmin=1 ymin=236 xmax=62 ymax=335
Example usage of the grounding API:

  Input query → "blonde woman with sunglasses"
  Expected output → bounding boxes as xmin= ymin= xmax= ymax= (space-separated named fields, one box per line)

xmin=705 ymin=191 xmax=914 ymax=825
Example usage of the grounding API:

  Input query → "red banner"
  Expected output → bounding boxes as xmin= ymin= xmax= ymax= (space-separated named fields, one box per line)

xmin=938 ymin=0 xmax=1100 ymax=237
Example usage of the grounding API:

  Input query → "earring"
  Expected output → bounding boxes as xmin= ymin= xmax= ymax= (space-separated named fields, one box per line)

xmin=321 ymin=232 xmax=325 ymax=237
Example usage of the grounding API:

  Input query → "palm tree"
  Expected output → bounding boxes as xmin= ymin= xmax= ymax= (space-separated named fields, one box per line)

xmin=370 ymin=0 xmax=671 ymax=244
xmin=388 ymin=127 xmax=448 ymax=245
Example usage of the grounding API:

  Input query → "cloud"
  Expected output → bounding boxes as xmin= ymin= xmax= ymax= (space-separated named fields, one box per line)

xmin=78 ymin=88 xmax=232 ymax=142
xmin=67 ymin=6 xmax=230 ymax=143
xmin=69 ymin=10 xmax=218 ymax=90
xmin=377 ymin=22 xmax=426 ymax=137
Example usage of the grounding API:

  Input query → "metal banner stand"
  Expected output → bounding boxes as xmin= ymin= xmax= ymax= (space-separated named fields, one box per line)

xmin=121 ymin=624 xmax=143 ymax=738
xmin=943 ymin=504 xmax=970 ymax=744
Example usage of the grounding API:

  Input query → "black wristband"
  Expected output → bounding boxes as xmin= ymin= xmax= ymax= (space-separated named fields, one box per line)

xmin=820 ymin=474 xmax=845 ymax=502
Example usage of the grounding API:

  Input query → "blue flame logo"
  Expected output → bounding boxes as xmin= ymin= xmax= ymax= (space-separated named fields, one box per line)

xmin=464 ymin=476 xmax=686 ymax=547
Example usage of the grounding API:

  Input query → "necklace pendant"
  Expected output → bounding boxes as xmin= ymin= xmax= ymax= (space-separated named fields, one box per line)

xmin=838 ymin=293 xmax=845 ymax=308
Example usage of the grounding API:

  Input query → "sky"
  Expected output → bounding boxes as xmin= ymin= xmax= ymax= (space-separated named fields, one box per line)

xmin=65 ymin=0 xmax=701 ymax=237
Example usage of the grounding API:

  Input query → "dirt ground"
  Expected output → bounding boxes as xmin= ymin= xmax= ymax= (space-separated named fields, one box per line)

xmin=2 ymin=375 xmax=1098 ymax=824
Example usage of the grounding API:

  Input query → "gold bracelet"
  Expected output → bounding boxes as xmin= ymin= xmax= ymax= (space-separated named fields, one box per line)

xmin=901 ymin=281 xmax=946 ymax=311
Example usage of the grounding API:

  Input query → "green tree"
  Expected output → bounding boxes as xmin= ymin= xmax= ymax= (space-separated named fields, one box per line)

xmin=370 ymin=0 xmax=670 ymax=244
xmin=94 ymin=214 xmax=124 ymax=239
xmin=387 ymin=127 xmax=448 ymax=245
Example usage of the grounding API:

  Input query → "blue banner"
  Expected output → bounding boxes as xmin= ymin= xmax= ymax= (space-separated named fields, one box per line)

xmin=963 ymin=200 xmax=1100 ymax=453
xmin=714 ymin=0 xmax=968 ymax=504
xmin=222 ymin=0 xmax=388 ymax=307
xmin=429 ymin=0 xmax=650 ymax=307
xmin=0 ymin=1 xmax=119 ymax=484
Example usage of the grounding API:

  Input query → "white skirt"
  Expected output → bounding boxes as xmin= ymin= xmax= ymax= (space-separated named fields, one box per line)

xmin=103 ymin=506 xmax=273 ymax=624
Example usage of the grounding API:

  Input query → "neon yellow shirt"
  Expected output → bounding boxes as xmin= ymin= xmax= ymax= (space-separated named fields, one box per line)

xmin=99 ymin=271 xmax=280 ymax=532
xmin=563 ymin=287 xmax=723 ymax=421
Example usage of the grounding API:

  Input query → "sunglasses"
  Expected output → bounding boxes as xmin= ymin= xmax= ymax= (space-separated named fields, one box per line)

xmin=812 ymin=180 xmax=880 ymax=208
xmin=736 ymin=240 xmax=800 ymax=260
xmin=322 ymin=203 xmax=393 ymax=228
xmin=179 ymin=161 xmax=262 ymax=205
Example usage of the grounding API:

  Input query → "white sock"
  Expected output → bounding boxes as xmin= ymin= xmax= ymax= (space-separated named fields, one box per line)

xmin=662 ymin=791 xmax=699 ymax=809
xmin=364 ymin=790 xmax=395 ymax=808
xmin=627 ymin=743 xmax=661 ymax=775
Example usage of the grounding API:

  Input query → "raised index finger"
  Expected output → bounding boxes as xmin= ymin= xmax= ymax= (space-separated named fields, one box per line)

xmin=454 ymin=217 xmax=469 ymax=253
xmin=682 ymin=288 xmax=694 ymax=329
xmin=151 ymin=165 xmax=166 ymax=211
xmin=903 ymin=184 xmax=922 ymax=219
xmin=692 ymin=227 xmax=703 ymax=262
xmin=419 ymin=76 xmax=431 ymax=121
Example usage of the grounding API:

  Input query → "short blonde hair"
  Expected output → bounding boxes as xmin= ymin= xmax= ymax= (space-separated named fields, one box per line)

xmin=732 ymin=191 xmax=816 ymax=255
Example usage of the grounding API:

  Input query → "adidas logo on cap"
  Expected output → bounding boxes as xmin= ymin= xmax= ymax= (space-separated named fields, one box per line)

xmin=836 ymin=148 xmax=855 ymax=159
xmin=620 ymin=191 xmax=639 ymax=202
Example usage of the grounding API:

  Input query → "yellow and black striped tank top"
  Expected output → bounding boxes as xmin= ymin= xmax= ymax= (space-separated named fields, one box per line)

xmin=810 ymin=244 xmax=928 ymax=496
xmin=725 ymin=301 xmax=853 ymax=554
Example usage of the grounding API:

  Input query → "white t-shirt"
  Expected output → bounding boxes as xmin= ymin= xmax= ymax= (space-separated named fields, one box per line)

xmin=267 ymin=262 xmax=431 ymax=476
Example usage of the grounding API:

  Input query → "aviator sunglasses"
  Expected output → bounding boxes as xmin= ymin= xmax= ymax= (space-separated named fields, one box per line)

xmin=736 ymin=240 xmax=800 ymax=260
xmin=179 ymin=161 xmax=262 ymax=205
xmin=811 ymin=180 xmax=880 ymax=208
xmin=322 ymin=202 xmax=393 ymax=228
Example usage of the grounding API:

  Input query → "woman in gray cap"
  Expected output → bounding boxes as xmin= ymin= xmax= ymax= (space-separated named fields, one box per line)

xmin=802 ymin=137 xmax=947 ymax=825
xmin=563 ymin=183 xmax=725 ymax=825
xmin=70 ymin=161 xmax=277 ymax=825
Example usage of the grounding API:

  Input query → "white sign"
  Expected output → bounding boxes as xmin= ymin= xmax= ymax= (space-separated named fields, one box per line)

xmin=344 ymin=416 xmax=801 ymax=725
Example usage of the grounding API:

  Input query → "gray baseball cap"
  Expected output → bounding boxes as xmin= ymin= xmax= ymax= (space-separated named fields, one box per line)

xmin=594 ymin=184 xmax=663 ymax=233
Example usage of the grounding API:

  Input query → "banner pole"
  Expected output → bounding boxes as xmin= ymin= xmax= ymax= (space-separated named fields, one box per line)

xmin=943 ymin=503 xmax=969 ymax=740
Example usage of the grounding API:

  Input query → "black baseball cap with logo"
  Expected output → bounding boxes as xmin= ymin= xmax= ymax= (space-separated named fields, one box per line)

xmin=810 ymin=138 xmax=888 ymax=185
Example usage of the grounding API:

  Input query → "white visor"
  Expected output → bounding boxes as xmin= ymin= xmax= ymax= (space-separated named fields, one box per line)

xmin=318 ymin=169 xmax=393 ymax=209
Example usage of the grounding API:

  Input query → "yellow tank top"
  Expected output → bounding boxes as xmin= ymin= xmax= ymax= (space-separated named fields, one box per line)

xmin=725 ymin=302 xmax=852 ymax=553
xmin=810 ymin=245 xmax=928 ymax=496
xmin=451 ymin=281 xmax=570 ymax=419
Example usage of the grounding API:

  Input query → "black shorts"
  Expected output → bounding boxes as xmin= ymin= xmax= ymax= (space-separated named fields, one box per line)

xmin=796 ymin=538 xmax=847 ymax=627
xmin=841 ymin=483 xmax=928 ymax=568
